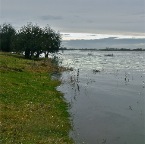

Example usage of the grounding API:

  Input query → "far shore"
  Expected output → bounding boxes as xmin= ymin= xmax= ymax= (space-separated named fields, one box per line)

xmin=59 ymin=48 xmax=145 ymax=51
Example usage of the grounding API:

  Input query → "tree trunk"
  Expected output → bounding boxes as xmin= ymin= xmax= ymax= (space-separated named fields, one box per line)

xmin=25 ymin=48 xmax=30 ymax=59
xmin=35 ymin=51 xmax=40 ymax=58
xmin=30 ymin=51 xmax=34 ymax=59
xmin=45 ymin=51 xmax=48 ymax=58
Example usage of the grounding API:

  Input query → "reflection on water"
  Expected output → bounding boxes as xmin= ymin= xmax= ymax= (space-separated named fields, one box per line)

xmin=55 ymin=51 xmax=145 ymax=72
xmin=56 ymin=50 xmax=145 ymax=144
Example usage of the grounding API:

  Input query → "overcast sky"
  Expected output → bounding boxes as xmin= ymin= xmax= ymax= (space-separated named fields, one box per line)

xmin=1 ymin=0 xmax=145 ymax=34
xmin=0 ymin=0 xmax=145 ymax=48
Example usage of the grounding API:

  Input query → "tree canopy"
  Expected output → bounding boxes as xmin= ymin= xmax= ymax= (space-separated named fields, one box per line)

xmin=0 ymin=23 xmax=16 ymax=52
xmin=0 ymin=23 xmax=62 ymax=59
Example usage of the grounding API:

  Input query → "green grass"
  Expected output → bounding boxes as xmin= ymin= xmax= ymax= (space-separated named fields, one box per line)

xmin=0 ymin=52 xmax=73 ymax=144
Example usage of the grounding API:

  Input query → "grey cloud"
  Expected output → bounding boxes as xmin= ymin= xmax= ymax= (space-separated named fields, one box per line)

xmin=132 ymin=11 xmax=145 ymax=15
xmin=40 ymin=15 xmax=63 ymax=20
xmin=89 ymin=35 xmax=96 ymax=36
xmin=86 ymin=20 xmax=94 ymax=23
xmin=62 ymin=38 xmax=145 ymax=49
xmin=1 ymin=0 xmax=145 ymax=35
xmin=62 ymin=34 xmax=70 ymax=36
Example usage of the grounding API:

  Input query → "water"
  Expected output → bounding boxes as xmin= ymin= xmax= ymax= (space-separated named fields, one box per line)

xmin=55 ymin=50 xmax=145 ymax=144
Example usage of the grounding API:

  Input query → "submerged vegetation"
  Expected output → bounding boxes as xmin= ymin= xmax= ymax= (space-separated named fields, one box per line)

xmin=0 ymin=52 xmax=73 ymax=144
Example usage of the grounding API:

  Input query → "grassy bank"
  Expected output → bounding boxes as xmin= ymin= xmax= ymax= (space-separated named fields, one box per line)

xmin=0 ymin=52 xmax=73 ymax=144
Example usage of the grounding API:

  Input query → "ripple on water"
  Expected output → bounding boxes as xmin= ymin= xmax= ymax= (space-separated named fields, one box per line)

xmin=56 ymin=51 xmax=145 ymax=144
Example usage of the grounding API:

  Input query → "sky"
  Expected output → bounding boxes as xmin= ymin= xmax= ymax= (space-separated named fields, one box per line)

xmin=0 ymin=0 xmax=145 ymax=48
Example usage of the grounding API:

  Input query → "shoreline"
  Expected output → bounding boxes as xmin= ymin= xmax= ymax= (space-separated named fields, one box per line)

xmin=0 ymin=52 xmax=74 ymax=144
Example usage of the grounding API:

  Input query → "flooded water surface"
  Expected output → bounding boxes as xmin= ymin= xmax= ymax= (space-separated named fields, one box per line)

xmin=56 ymin=50 xmax=145 ymax=144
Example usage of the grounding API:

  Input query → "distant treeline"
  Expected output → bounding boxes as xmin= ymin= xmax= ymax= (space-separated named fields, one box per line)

xmin=0 ymin=23 xmax=61 ymax=59
xmin=60 ymin=47 xmax=145 ymax=51
xmin=100 ymin=47 xmax=145 ymax=51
